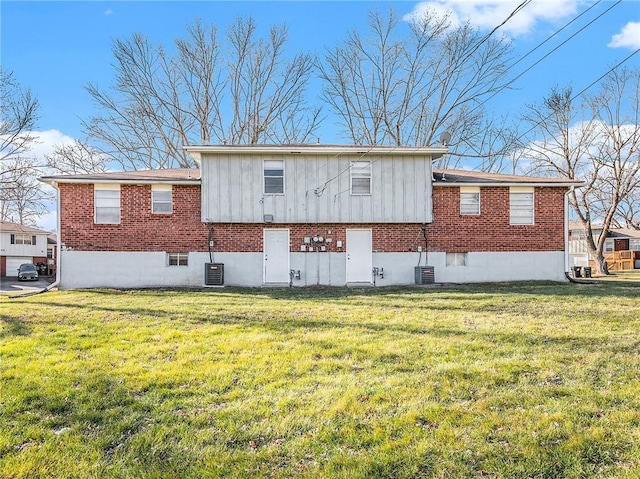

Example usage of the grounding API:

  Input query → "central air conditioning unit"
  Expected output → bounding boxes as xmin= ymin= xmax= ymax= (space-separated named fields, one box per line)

xmin=414 ymin=266 xmax=435 ymax=285
xmin=204 ymin=263 xmax=224 ymax=286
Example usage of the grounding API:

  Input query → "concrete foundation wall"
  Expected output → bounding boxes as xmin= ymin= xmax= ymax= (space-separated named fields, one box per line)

xmin=60 ymin=250 xmax=566 ymax=289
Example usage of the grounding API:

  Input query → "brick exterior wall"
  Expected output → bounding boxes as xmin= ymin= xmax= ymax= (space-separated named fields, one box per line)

xmin=58 ymin=183 xmax=209 ymax=252
xmin=427 ymin=186 xmax=566 ymax=252
xmin=58 ymin=183 xmax=567 ymax=254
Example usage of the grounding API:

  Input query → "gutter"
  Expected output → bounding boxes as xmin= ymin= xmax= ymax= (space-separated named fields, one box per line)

xmin=44 ymin=180 xmax=61 ymax=292
xmin=564 ymin=186 xmax=572 ymax=276
xmin=434 ymin=181 xmax=583 ymax=188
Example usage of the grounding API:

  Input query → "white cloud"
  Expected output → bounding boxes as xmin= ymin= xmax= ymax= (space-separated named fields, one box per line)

xmin=36 ymin=209 xmax=58 ymax=233
xmin=104 ymin=9 xmax=113 ymax=15
xmin=608 ymin=22 xmax=640 ymax=50
xmin=26 ymin=129 xmax=76 ymax=165
xmin=405 ymin=0 xmax=581 ymax=38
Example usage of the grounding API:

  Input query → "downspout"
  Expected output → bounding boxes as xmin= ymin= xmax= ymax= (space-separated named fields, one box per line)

xmin=43 ymin=181 xmax=61 ymax=292
xmin=564 ymin=186 xmax=572 ymax=277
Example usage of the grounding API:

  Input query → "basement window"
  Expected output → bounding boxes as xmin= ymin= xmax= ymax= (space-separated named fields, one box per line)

xmin=446 ymin=252 xmax=468 ymax=266
xmin=167 ymin=253 xmax=188 ymax=266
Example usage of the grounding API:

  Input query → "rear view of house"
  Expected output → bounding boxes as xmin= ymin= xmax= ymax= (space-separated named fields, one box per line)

xmin=41 ymin=144 xmax=580 ymax=289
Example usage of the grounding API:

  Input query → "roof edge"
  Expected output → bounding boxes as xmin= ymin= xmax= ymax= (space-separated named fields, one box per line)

xmin=40 ymin=177 xmax=201 ymax=186
xmin=184 ymin=144 xmax=449 ymax=159
xmin=434 ymin=181 xmax=583 ymax=187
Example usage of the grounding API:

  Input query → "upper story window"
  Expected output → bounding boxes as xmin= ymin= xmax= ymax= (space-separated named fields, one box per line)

xmin=264 ymin=160 xmax=284 ymax=194
xmin=10 ymin=234 xmax=36 ymax=245
xmin=460 ymin=186 xmax=480 ymax=215
xmin=509 ymin=187 xmax=534 ymax=225
xmin=95 ymin=184 xmax=121 ymax=224
xmin=350 ymin=160 xmax=372 ymax=195
xmin=152 ymin=185 xmax=173 ymax=214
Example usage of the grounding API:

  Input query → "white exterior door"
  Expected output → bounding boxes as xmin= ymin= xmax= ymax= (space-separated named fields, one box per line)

xmin=7 ymin=257 xmax=33 ymax=276
xmin=264 ymin=229 xmax=290 ymax=283
xmin=346 ymin=229 xmax=372 ymax=283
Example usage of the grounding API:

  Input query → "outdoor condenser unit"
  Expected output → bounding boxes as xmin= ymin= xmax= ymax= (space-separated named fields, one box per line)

xmin=414 ymin=266 xmax=435 ymax=285
xmin=204 ymin=263 xmax=224 ymax=286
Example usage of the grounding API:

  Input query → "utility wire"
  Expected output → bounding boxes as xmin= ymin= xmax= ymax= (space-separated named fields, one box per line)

xmin=307 ymin=1 xmax=534 ymax=194
xmin=509 ymin=0 xmax=603 ymax=70
xmin=459 ymin=0 xmax=533 ymax=64
xmin=470 ymin=0 xmax=621 ymax=117
xmin=519 ymin=47 xmax=640 ymax=140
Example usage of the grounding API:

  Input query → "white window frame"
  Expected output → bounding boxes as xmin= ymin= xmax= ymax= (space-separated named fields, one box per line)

xmin=350 ymin=160 xmax=372 ymax=195
xmin=94 ymin=184 xmax=121 ymax=224
xmin=152 ymin=184 xmax=173 ymax=214
xmin=509 ymin=187 xmax=534 ymax=225
xmin=10 ymin=234 xmax=36 ymax=245
xmin=264 ymin=160 xmax=284 ymax=195
xmin=460 ymin=186 xmax=480 ymax=215
xmin=630 ymin=239 xmax=640 ymax=252
xmin=446 ymin=252 xmax=468 ymax=267
xmin=604 ymin=239 xmax=614 ymax=253
xmin=167 ymin=253 xmax=188 ymax=266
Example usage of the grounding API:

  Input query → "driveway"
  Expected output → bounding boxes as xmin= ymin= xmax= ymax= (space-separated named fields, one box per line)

xmin=0 ymin=276 xmax=56 ymax=295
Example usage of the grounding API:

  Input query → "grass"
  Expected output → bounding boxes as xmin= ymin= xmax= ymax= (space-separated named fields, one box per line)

xmin=1 ymin=280 xmax=640 ymax=478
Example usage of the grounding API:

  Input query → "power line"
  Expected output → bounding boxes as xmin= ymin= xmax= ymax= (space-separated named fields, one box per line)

xmin=519 ymin=47 xmax=640 ymax=140
xmin=509 ymin=0 xmax=603 ymax=70
xmin=306 ymin=1 xmax=535 ymax=195
xmin=471 ymin=0 xmax=622 ymax=117
xmin=457 ymin=0 xmax=532 ymax=66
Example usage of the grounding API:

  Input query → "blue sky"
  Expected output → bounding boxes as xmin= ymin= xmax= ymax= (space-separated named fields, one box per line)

xmin=1 ymin=0 xmax=639 ymax=229
xmin=3 ymin=0 xmax=639 ymax=142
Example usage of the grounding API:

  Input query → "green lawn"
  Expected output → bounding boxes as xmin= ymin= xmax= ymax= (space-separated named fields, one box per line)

xmin=1 ymin=281 xmax=640 ymax=478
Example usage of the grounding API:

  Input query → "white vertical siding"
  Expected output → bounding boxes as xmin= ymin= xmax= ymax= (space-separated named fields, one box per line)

xmin=201 ymin=153 xmax=434 ymax=224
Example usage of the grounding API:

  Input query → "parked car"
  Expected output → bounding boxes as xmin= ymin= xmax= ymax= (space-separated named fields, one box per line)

xmin=17 ymin=263 xmax=39 ymax=281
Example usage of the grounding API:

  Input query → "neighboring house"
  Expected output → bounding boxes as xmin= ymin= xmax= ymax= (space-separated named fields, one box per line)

xmin=40 ymin=144 xmax=581 ymax=289
xmin=569 ymin=222 xmax=640 ymax=270
xmin=0 ymin=221 xmax=50 ymax=277
xmin=47 ymin=234 xmax=58 ymax=276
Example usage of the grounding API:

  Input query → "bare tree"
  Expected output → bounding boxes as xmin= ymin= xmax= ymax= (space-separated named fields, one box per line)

xmin=0 ymin=69 xmax=46 ymax=225
xmin=45 ymin=139 xmax=108 ymax=175
xmin=317 ymin=8 xmax=514 ymax=167
xmin=521 ymin=68 xmax=640 ymax=275
xmin=0 ymin=69 xmax=39 ymax=166
xmin=84 ymin=17 xmax=321 ymax=171
xmin=615 ymin=192 xmax=640 ymax=229
xmin=0 ymin=157 xmax=52 ymax=225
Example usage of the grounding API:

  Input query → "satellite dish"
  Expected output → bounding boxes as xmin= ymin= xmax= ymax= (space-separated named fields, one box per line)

xmin=439 ymin=131 xmax=451 ymax=146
